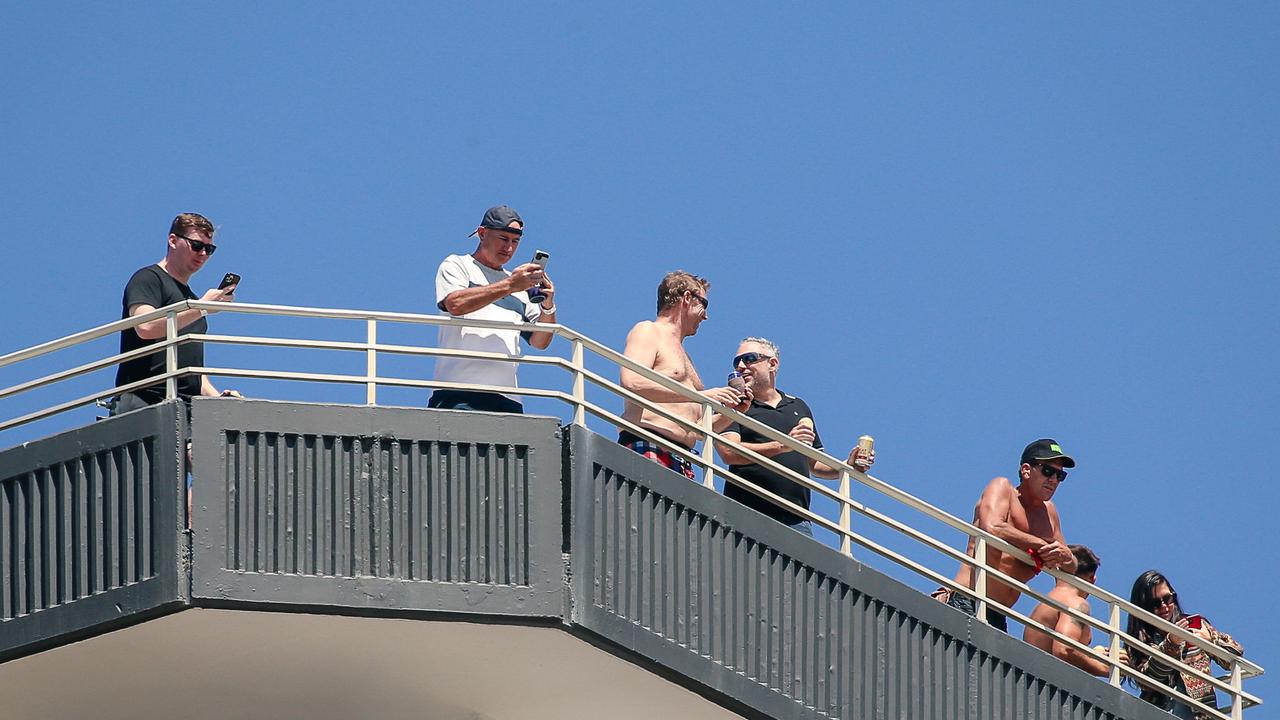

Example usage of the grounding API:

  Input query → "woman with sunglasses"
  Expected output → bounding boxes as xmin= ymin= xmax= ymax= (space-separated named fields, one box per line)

xmin=1120 ymin=570 xmax=1243 ymax=719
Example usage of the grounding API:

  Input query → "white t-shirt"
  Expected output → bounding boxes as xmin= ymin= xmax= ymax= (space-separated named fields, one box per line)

xmin=433 ymin=254 xmax=542 ymax=399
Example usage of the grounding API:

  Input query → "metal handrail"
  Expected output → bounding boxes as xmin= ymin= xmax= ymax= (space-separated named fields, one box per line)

xmin=0 ymin=299 xmax=1263 ymax=717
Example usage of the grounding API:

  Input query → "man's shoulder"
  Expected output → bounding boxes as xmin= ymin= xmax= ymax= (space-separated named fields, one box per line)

xmin=438 ymin=253 xmax=474 ymax=271
xmin=625 ymin=319 xmax=659 ymax=339
xmin=1045 ymin=585 xmax=1077 ymax=604
xmin=125 ymin=264 xmax=163 ymax=284
xmin=984 ymin=475 xmax=1015 ymax=493
xmin=776 ymin=390 xmax=811 ymax=406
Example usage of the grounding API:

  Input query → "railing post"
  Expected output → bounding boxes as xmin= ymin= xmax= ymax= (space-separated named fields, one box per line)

xmin=1108 ymin=601 xmax=1123 ymax=687
xmin=1231 ymin=660 xmax=1243 ymax=720
xmin=700 ymin=402 xmax=716 ymax=489
xmin=365 ymin=319 xmax=377 ymax=405
xmin=571 ymin=338 xmax=585 ymax=426
xmin=974 ymin=536 xmax=988 ymax=625
xmin=164 ymin=310 xmax=178 ymax=400
xmin=838 ymin=469 xmax=852 ymax=557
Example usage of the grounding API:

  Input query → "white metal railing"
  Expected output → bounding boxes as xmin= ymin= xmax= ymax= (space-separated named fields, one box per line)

xmin=0 ymin=300 xmax=1264 ymax=718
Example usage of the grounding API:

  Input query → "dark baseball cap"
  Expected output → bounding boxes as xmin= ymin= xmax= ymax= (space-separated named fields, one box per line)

xmin=469 ymin=205 xmax=523 ymax=237
xmin=1021 ymin=438 xmax=1076 ymax=468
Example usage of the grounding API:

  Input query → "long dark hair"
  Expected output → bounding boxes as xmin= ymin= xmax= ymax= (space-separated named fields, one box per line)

xmin=1123 ymin=569 xmax=1184 ymax=688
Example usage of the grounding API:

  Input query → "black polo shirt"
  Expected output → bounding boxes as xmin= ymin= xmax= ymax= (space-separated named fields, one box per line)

xmin=723 ymin=392 xmax=822 ymax=526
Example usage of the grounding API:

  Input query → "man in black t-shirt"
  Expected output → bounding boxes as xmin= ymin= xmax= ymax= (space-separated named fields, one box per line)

xmin=112 ymin=212 xmax=239 ymax=414
xmin=716 ymin=337 xmax=875 ymax=537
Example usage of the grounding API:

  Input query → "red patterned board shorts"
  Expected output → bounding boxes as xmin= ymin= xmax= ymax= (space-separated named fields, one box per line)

xmin=619 ymin=431 xmax=696 ymax=480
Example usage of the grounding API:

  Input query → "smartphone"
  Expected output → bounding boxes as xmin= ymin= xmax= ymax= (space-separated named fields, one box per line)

xmin=218 ymin=272 xmax=241 ymax=291
xmin=1183 ymin=614 xmax=1203 ymax=629
xmin=528 ymin=251 xmax=550 ymax=302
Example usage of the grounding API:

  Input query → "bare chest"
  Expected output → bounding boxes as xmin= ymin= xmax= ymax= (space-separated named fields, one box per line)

xmin=654 ymin=342 xmax=703 ymax=390
xmin=1009 ymin=501 xmax=1055 ymax=540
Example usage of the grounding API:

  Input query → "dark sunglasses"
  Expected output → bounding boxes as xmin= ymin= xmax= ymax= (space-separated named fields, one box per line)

xmin=1152 ymin=591 xmax=1178 ymax=607
xmin=1035 ymin=463 xmax=1068 ymax=482
xmin=176 ymin=233 xmax=217 ymax=256
xmin=733 ymin=352 xmax=774 ymax=367
xmin=688 ymin=291 xmax=709 ymax=310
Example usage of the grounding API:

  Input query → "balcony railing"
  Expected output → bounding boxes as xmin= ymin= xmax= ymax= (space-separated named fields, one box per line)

xmin=0 ymin=299 xmax=1264 ymax=719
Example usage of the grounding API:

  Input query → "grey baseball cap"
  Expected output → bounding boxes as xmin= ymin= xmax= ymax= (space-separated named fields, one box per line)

xmin=469 ymin=205 xmax=523 ymax=237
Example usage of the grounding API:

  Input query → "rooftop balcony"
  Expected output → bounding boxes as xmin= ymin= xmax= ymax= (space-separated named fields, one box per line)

xmin=0 ymin=301 xmax=1263 ymax=719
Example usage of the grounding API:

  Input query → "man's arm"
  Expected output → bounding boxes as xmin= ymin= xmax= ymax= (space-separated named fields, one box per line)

xmin=974 ymin=477 xmax=1050 ymax=550
xmin=129 ymin=284 xmax=232 ymax=340
xmin=1038 ymin=503 xmax=1077 ymax=573
xmin=1052 ymin=600 xmax=1110 ymax=676
xmin=715 ymin=430 xmax=794 ymax=465
xmin=813 ymin=446 xmax=875 ymax=479
xmin=619 ymin=323 xmax=695 ymax=404
xmin=525 ymin=274 xmax=556 ymax=350
xmin=439 ymin=262 xmax=544 ymax=316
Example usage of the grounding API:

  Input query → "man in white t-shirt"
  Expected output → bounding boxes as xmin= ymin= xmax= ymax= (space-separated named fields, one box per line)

xmin=429 ymin=205 xmax=557 ymax=413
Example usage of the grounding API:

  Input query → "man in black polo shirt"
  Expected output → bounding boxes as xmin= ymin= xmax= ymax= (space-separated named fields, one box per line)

xmin=717 ymin=337 xmax=874 ymax=537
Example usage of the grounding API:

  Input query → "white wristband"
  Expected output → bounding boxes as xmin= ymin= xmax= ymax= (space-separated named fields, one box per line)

xmin=199 ymin=309 xmax=209 ymax=318
xmin=540 ymin=304 xmax=556 ymax=314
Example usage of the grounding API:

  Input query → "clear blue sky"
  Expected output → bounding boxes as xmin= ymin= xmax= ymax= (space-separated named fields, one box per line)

xmin=3 ymin=2 xmax=1277 ymax=708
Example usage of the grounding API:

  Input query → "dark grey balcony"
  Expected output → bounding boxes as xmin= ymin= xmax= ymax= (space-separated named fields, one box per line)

xmin=0 ymin=399 xmax=1194 ymax=718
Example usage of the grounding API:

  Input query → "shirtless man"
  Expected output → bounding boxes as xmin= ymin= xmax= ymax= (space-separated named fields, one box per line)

xmin=618 ymin=271 xmax=749 ymax=479
xmin=1024 ymin=544 xmax=1110 ymax=675
xmin=935 ymin=438 xmax=1078 ymax=632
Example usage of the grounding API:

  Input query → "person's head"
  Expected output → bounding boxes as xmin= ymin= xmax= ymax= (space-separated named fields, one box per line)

xmin=1017 ymin=438 xmax=1075 ymax=502
xmin=471 ymin=205 xmax=524 ymax=270
xmin=733 ymin=337 xmax=779 ymax=392
xmin=1069 ymin=544 xmax=1100 ymax=584
xmin=656 ymin=270 xmax=710 ymax=334
xmin=1123 ymin=569 xmax=1183 ymax=682
xmin=165 ymin=212 xmax=216 ymax=281
xmin=1130 ymin=569 xmax=1182 ymax=624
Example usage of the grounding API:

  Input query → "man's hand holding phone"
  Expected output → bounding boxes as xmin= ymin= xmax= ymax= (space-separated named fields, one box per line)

xmin=507 ymin=263 xmax=545 ymax=292
xmin=199 ymin=272 xmax=240 ymax=313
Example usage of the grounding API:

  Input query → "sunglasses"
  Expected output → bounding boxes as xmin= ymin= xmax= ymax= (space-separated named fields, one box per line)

xmin=176 ymin=233 xmax=217 ymax=256
xmin=1153 ymin=591 xmax=1178 ymax=607
xmin=733 ymin=352 xmax=774 ymax=367
xmin=688 ymin=291 xmax=709 ymax=310
xmin=1035 ymin=463 xmax=1068 ymax=482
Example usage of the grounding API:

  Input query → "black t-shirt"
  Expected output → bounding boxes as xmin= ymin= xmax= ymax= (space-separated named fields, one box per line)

xmin=114 ymin=265 xmax=207 ymax=403
xmin=723 ymin=392 xmax=823 ymax=526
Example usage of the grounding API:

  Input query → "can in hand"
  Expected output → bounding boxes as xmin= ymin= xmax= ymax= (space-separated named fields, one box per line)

xmin=854 ymin=435 xmax=875 ymax=470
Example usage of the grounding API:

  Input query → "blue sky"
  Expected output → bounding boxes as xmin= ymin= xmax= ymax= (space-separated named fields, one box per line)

xmin=3 ymin=2 xmax=1277 ymax=708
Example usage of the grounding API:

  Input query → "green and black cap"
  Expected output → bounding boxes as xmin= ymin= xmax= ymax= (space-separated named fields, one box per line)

xmin=1021 ymin=438 xmax=1075 ymax=468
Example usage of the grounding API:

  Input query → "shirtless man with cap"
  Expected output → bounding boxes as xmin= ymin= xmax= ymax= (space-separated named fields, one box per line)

xmin=935 ymin=438 xmax=1078 ymax=632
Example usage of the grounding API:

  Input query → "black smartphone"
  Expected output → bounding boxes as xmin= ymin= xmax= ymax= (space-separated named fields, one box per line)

xmin=218 ymin=272 xmax=241 ymax=291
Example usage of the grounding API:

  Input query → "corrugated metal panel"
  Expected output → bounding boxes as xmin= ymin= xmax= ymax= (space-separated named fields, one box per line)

xmin=218 ymin=431 xmax=532 ymax=585
xmin=190 ymin=401 xmax=564 ymax=617
xmin=571 ymin=428 xmax=1166 ymax=720
xmin=1 ymin=439 xmax=156 ymax=620
xmin=0 ymin=402 xmax=185 ymax=661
